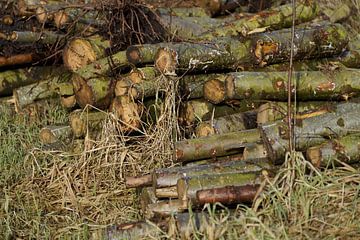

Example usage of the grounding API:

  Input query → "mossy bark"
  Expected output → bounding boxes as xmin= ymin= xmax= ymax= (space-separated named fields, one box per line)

xmin=39 ymin=125 xmax=72 ymax=144
xmin=155 ymin=186 xmax=178 ymax=199
xmin=145 ymin=200 xmax=187 ymax=219
xmin=0 ymin=30 xmax=65 ymax=44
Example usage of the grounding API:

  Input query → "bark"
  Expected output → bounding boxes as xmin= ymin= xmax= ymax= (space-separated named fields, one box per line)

xmin=177 ymin=171 xmax=265 ymax=203
xmin=154 ymin=24 xmax=348 ymax=74
xmin=125 ymin=174 xmax=152 ymax=188
xmin=179 ymin=99 xmax=257 ymax=126
xmin=39 ymin=125 xmax=72 ymax=144
xmin=306 ymin=134 xmax=360 ymax=168
xmin=145 ymin=200 xmax=187 ymax=219
xmin=175 ymin=128 xmax=261 ymax=162
xmin=0 ymin=53 xmax=36 ymax=67
xmin=157 ymin=7 xmax=208 ymax=18
xmin=261 ymin=101 xmax=360 ymax=163
xmin=153 ymin=160 xmax=268 ymax=188
xmin=198 ymin=0 xmax=248 ymax=16
xmin=126 ymin=43 xmax=167 ymax=65
xmin=0 ymin=66 xmax=68 ymax=96
xmin=110 ymin=96 xmax=142 ymax=133
xmin=69 ymin=109 xmax=107 ymax=138
xmin=257 ymin=101 xmax=334 ymax=124
xmin=155 ymin=186 xmax=178 ymax=199
xmin=199 ymin=0 xmax=320 ymax=38
xmin=63 ymin=36 xmax=110 ymax=71
xmin=195 ymin=110 xmax=257 ymax=137
xmin=184 ymin=153 xmax=244 ymax=167
xmin=243 ymin=143 xmax=268 ymax=160
xmin=196 ymin=184 xmax=260 ymax=205
xmin=13 ymin=72 xmax=73 ymax=109
xmin=0 ymin=30 xmax=65 ymax=44
xmin=204 ymin=68 xmax=360 ymax=104
xmin=339 ymin=50 xmax=360 ymax=68
xmin=139 ymin=187 xmax=157 ymax=215
xmin=72 ymin=74 xmax=114 ymax=109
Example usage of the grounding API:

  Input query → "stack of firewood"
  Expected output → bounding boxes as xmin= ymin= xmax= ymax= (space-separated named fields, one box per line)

xmin=2 ymin=0 xmax=360 ymax=238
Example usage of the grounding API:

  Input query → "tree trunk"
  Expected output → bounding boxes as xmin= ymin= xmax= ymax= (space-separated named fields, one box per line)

xmin=196 ymin=184 xmax=260 ymax=205
xmin=39 ymin=125 xmax=72 ymax=144
xmin=110 ymin=96 xmax=142 ymax=133
xmin=339 ymin=50 xmax=360 ymax=68
xmin=177 ymin=171 xmax=265 ymax=203
xmin=204 ymin=68 xmax=360 ymax=104
xmin=69 ymin=109 xmax=107 ymax=138
xmin=153 ymin=160 xmax=268 ymax=188
xmin=0 ymin=53 xmax=36 ymax=67
xmin=0 ymin=30 xmax=65 ymax=44
xmin=198 ymin=0 xmax=249 ymax=16
xmin=261 ymin=101 xmax=360 ymax=163
xmin=306 ymin=134 xmax=360 ymax=168
xmin=157 ymin=7 xmax=208 ymax=18
xmin=125 ymin=174 xmax=152 ymax=188
xmin=63 ymin=36 xmax=110 ymax=71
xmin=175 ymin=128 xmax=261 ymax=162
xmin=195 ymin=110 xmax=257 ymax=137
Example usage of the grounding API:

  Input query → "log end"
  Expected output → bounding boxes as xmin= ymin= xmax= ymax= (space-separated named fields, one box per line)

xmin=203 ymin=79 xmax=226 ymax=104
xmin=195 ymin=122 xmax=215 ymax=137
xmin=128 ymin=69 xmax=144 ymax=84
xmin=114 ymin=78 xmax=139 ymax=98
xmin=69 ymin=110 xmax=86 ymax=138
xmin=306 ymin=146 xmax=322 ymax=168
xmin=39 ymin=128 xmax=57 ymax=144
xmin=63 ymin=38 xmax=97 ymax=71
xmin=177 ymin=178 xmax=188 ymax=201
xmin=61 ymin=95 xmax=77 ymax=109
xmin=54 ymin=10 xmax=69 ymax=28
xmin=155 ymin=47 xmax=178 ymax=75
xmin=126 ymin=46 xmax=142 ymax=64
xmin=110 ymin=96 xmax=142 ymax=133
xmin=72 ymin=74 xmax=94 ymax=108
xmin=36 ymin=7 xmax=51 ymax=24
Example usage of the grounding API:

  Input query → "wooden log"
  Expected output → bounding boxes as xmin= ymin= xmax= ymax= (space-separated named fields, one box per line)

xmin=155 ymin=186 xmax=178 ymax=199
xmin=139 ymin=187 xmax=157 ymax=215
xmin=261 ymin=101 xmax=360 ymax=163
xmin=196 ymin=184 xmax=260 ymax=205
xmin=63 ymin=36 xmax=110 ymax=71
xmin=60 ymin=95 xmax=77 ymax=109
xmin=257 ymin=101 xmax=334 ymax=125
xmin=0 ymin=53 xmax=36 ymax=67
xmin=110 ymin=96 xmax=142 ymax=133
xmin=154 ymin=24 xmax=348 ymax=74
xmin=69 ymin=110 xmax=107 ymax=138
xmin=125 ymin=174 xmax=152 ymax=188
xmin=157 ymin=7 xmax=208 ymax=18
xmin=39 ymin=125 xmax=72 ymax=144
xmin=243 ymin=143 xmax=268 ymax=160
xmin=184 ymin=153 xmax=244 ymax=167
xmin=204 ymin=68 xmax=360 ymax=104
xmin=306 ymin=134 xmax=360 ymax=168
xmin=153 ymin=159 xmax=269 ymax=189
xmin=177 ymin=171 xmax=265 ymax=203
xmin=197 ymin=0 xmax=248 ymax=16
xmin=175 ymin=128 xmax=261 ymax=162
xmin=0 ymin=30 xmax=65 ymax=45
xmin=145 ymin=200 xmax=187 ymax=219
xmin=339 ymin=50 xmax=360 ymax=68
xmin=195 ymin=110 xmax=257 ymax=137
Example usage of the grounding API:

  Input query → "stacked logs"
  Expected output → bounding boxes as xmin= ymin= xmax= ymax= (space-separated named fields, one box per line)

xmin=1 ymin=0 xmax=360 ymax=239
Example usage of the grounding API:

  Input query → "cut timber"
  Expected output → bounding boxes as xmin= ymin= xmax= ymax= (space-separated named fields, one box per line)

xmin=198 ymin=0 xmax=248 ymax=16
xmin=154 ymin=24 xmax=348 ymax=74
xmin=196 ymin=184 xmax=260 ymax=205
xmin=153 ymin=160 xmax=269 ymax=188
xmin=195 ymin=111 xmax=257 ymax=137
xmin=0 ymin=66 xmax=69 ymax=96
xmin=139 ymin=187 xmax=157 ymax=215
xmin=257 ymin=101 xmax=333 ymax=124
xmin=180 ymin=99 xmax=258 ymax=126
xmin=110 ymin=96 xmax=142 ymax=133
xmin=157 ymin=7 xmax=208 ymax=18
xmin=0 ymin=30 xmax=65 ymax=44
xmin=340 ymin=50 xmax=360 ymax=68
xmin=184 ymin=153 xmax=244 ymax=167
xmin=243 ymin=143 xmax=268 ymax=160
xmin=63 ymin=36 xmax=110 ymax=71
xmin=69 ymin=110 xmax=107 ymax=138
xmin=204 ymin=68 xmax=360 ymax=104
xmin=155 ymin=186 xmax=178 ymax=199
xmin=13 ymin=73 xmax=73 ymax=110
xmin=0 ymin=53 xmax=36 ymax=67
xmin=145 ymin=200 xmax=187 ymax=219
xmin=199 ymin=0 xmax=320 ymax=38
xmin=126 ymin=43 xmax=168 ymax=65
xmin=176 ymin=129 xmax=261 ymax=162
xmin=261 ymin=101 xmax=360 ymax=163
xmin=72 ymin=74 xmax=113 ymax=109
xmin=60 ymin=95 xmax=76 ymax=109
xmin=39 ymin=125 xmax=72 ymax=144
xmin=125 ymin=174 xmax=152 ymax=188
xmin=177 ymin=171 xmax=265 ymax=203
xmin=306 ymin=134 xmax=360 ymax=168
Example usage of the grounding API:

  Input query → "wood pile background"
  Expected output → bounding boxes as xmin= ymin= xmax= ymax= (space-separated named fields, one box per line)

xmin=1 ymin=0 xmax=360 ymax=238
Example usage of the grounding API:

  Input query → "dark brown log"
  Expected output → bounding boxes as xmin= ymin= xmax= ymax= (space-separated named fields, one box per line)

xmin=0 ymin=53 xmax=35 ymax=67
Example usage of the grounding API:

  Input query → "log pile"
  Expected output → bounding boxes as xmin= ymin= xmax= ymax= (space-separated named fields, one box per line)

xmin=1 ymin=0 xmax=360 ymax=239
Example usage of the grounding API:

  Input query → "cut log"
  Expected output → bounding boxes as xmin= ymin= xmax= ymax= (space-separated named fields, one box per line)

xmin=39 ymin=125 xmax=72 ymax=144
xmin=195 ymin=110 xmax=257 ymax=137
xmin=0 ymin=30 xmax=65 ymax=44
xmin=157 ymin=7 xmax=208 ymax=18
xmin=243 ymin=143 xmax=268 ymax=160
xmin=196 ymin=184 xmax=260 ymax=205
xmin=0 ymin=53 xmax=36 ymax=67
xmin=145 ymin=200 xmax=187 ymax=219
xmin=60 ymin=95 xmax=77 ymax=109
xmin=153 ymin=159 xmax=269 ymax=188
xmin=139 ymin=187 xmax=157 ymax=215
xmin=197 ymin=0 xmax=248 ymax=16
xmin=204 ymin=68 xmax=360 ymax=104
xmin=257 ymin=101 xmax=334 ymax=125
xmin=63 ymin=36 xmax=110 ymax=71
xmin=261 ymin=101 xmax=360 ymax=163
xmin=72 ymin=74 xmax=114 ymax=109
xmin=175 ymin=129 xmax=261 ymax=162
xmin=0 ymin=66 xmax=69 ymax=96
xmin=69 ymin=110 xmax=107 ymax=138
xmin=177 ymin=171 xmax=265 ymax=203
xmin=155 ymin=186 xmax=178 ymax=199
xmin=125 ymin=174 xmax=152 ymax=188
xmin=154 ymin=24 xmax=348 ymax=74
xmin=306 ymin=134 xmax=360 ymax=168
xmin=110 ymin=96 xmax=142 ymax=133
xmin=184 ymin=153 xmax=244 ymax=167
xmin=114 ymin=76 xmax=160 ymax=100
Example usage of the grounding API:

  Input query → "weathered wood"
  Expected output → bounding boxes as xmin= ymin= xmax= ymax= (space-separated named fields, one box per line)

xmin=261 ymin=101 xmax=360 ymax=163
xmin=195 ymin=110 xmax=257 ymax=137
xmin=139 ymin=187 xmax=157 ymax=215
xmin=155 ymin=186 xmax=178 ymax=199
xmin=125 ymin=174 xmax=152 ymax=188
xmin=69 ymin=110 xmax=107 ymax=138
xmin=0 ymin=30 xmax=65 ymax=44
xmin=39 ymin=125 xmax=72 ymax=144
xmin=0 ymin=53 xmax=36 ymax=67
xmin=306 ymin=134 xmax=360 ymax=168
xmin=175 ymin=129 xmax=261 ymax=162
xmin=145 ymin=200 xmax=187 ymax=219
xmin=157 ymin=7 xmax=208 ymax=18
xmin=110 ymin=96 xmax=142 ymax=133
xmin=204 ymin=69 xmax=360 ymax=104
